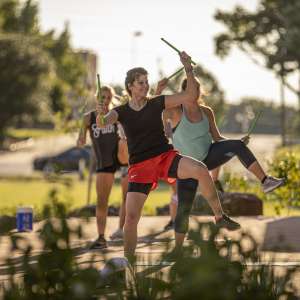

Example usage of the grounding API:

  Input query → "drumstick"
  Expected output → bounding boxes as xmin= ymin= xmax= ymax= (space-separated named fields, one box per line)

xmin=246 ymin=110 xmax=263 ymax=136
xmin=161 ymin=38 xmax=196 ymax=65
xmin=97 ymin=73 xmax=104 ymax=125
xmin=167 ymin=67 xmax=184 ymax=80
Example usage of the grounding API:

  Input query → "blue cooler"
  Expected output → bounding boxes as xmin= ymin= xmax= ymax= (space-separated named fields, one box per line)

xmin=16 ymin=207 xmax=33 ymax=232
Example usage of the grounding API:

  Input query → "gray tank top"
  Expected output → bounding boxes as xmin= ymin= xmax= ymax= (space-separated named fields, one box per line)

xmin=89 ymin=111 xmax=119 ymax=169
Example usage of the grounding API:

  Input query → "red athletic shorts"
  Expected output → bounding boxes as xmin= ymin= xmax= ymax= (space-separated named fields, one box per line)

xmin=128 ymin=149 xmax=178 ymax=190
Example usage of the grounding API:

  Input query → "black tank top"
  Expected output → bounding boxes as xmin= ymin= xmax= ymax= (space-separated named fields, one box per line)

xmin=114 ymin=95 xmax=173 ymax=164
xmin=89 ymin=111 xmax=119 ymax=169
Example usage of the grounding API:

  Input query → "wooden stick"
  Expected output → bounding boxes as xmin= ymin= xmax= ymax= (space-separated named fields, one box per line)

xmin=247 ymin=110 xmax=263 ymax=136
xmin=96 ymin=73 xmax=104 ymax=125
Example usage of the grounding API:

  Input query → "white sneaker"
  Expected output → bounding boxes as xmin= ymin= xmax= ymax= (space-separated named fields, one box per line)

xmin=110 ymin=228 xmax=124 ymax=240
xmin=262 ymin=176 xmax=285 ymax=193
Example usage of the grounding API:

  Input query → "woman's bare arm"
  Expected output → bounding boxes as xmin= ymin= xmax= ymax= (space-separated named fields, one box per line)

xmin=202 ymin=106 xmax=226 ymax=141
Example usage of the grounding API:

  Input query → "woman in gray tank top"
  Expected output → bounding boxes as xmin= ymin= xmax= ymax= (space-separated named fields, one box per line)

xmin=77 ymin=85 xmax=128 ymax=250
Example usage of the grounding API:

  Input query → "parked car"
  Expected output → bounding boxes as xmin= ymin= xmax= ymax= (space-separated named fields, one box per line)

xmin=33 ymin=145 xmax=92 ymax=175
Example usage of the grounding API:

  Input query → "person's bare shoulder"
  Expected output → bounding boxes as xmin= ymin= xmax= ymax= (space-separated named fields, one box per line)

xmin=201 ymin=105 xmax=214 ymax=119
xmin=166 ymin=106 xmax=182 ymax=117
xmin=148 ymin=94 xmax=163 ymax=101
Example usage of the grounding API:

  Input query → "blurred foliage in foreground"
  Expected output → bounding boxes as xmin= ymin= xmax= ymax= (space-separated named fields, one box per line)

xmin=1 ymin=197 xmax=299 ymax=299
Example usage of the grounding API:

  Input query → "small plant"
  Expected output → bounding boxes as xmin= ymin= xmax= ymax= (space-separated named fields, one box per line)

xmin=1 ymin=185 xmax=299 ymax=299
xmin=269 ymin=149 xmax=300 ymax=214
xmin=222 ymin=172 xmax=265 ymax=200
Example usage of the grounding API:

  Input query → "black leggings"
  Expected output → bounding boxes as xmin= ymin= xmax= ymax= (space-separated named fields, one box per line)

xmin=175 ymin=139 xmax=257 ymax=234
xmin=203 ymin=139 xmax=256 ymax=170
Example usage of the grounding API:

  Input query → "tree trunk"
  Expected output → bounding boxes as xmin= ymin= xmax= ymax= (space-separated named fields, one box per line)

xmin=298 ymin=69 xmax=300 ymax=113
xmin=280 ymin=75 xmax=286 ymax=146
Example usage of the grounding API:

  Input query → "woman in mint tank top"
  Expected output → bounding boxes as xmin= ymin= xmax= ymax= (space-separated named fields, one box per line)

xmin=157 ymin=77 xmax=285 ymax=249
xmin=172 ymin=106 xmax=212 ymax=162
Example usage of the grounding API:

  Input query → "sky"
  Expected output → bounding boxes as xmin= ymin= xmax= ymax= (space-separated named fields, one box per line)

xmin=38 ymin=0 xmax=297 ymax=106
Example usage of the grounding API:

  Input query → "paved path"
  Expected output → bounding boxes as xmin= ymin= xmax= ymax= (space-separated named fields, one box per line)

xmin=1 ymin=216 xmax=300 ymax=266
xmin=1 ymin=216 xmax=300 ymax=295
xmin=0 ymin=134 xmax=76 ymax=176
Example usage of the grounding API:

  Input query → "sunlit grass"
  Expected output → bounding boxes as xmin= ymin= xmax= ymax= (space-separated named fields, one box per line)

xmin=1 ymin=175 xmax=299 ymax=217
xmin=0 ymin=176 xmax=172 ymax=216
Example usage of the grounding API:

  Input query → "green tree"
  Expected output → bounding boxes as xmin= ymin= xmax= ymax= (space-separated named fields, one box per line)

xmin=0 ymin=35 xmax=51 ymax=141
xmin=214 ymin=0 xmax=300 ymax=141
xmin=0 ymin=0 xmax=39 ymax=34
xmin=214 ymin=0 xmax=300 ymax=99
xmin=0 ymin=0 xmax=19 ymax=32
xmin=0 ymin=0 xmax=87 ymax=137
xmin=42 ymin=24 xmax=86 ymax=119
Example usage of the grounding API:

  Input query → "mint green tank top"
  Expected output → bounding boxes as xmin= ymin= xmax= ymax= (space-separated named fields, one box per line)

xmin=173 ymin=109 xmax=212 ymax=161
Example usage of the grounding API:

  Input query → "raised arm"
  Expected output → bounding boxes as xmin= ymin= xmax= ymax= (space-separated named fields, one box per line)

xmin=165 ymin=52 xmax=200 ymax=109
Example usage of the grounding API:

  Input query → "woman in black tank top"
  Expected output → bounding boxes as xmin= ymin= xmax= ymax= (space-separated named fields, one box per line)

xmin=96 ymin=52 xmax=241 ymax=261
xmin=77 ymin=86 xmax=129 ymax=249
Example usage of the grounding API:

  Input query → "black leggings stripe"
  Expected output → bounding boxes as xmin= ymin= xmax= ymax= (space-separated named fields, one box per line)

xmin=174 ymin=139 xmax=257 ymax=234
xmin=174 ymin=178 xmax=198 ymax=233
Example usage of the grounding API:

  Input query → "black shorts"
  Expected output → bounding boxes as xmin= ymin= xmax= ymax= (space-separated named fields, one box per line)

xmin=96 ymin=161 xmax=128 ymax=174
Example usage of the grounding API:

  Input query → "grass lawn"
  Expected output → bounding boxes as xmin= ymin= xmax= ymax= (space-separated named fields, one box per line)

xmin=6 ymin=128 xmax=65 ymax=140
xmin=0 ymin=176 xmax=172 ymax=216
xmin=1 ymin=176 xmax=299 ymax=218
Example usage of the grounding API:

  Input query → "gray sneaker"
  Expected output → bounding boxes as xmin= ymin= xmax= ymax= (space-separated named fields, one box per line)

xmin=110 ymin=228 xmax=124 ymax=240
xmin=262 ymin=176 xmax=285 ymax=193
xmin=216 ymin=214 xmax=241 ymax=231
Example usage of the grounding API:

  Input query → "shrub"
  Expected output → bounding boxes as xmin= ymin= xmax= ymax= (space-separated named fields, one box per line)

xmin=269 ymin=150 xmax=300 ymax=211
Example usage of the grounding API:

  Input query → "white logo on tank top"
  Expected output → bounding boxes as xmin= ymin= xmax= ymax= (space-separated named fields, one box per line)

xmin=91 ymin=123 xmax=115 ymax=138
